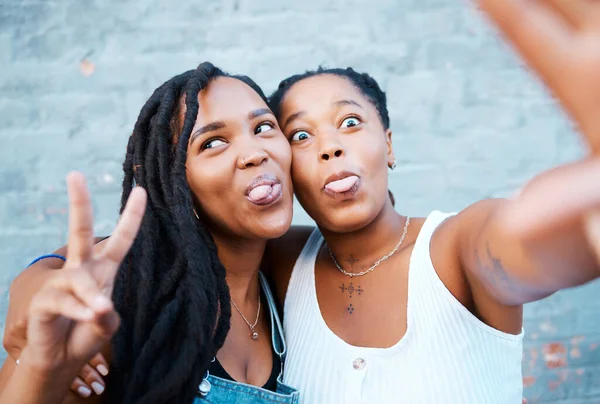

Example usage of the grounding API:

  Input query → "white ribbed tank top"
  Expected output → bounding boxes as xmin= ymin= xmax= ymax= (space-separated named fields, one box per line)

xmin=283 ymin=211 xmax=524 ymax=404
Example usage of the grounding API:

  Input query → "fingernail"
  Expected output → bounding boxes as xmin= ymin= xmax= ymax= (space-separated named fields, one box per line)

xmin=77 ymin=386 xmax=92 ymax=397
xmin=96 ymin=364 xmax=109 ymax=376
xmin=91 ymin=381 xmax=105 ymax=395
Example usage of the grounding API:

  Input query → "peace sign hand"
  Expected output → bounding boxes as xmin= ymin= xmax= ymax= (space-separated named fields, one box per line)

xmin=477 ymin=0 xmax=600 ymax=153
xmin=19 ymin=172 xmax=146 ymax=376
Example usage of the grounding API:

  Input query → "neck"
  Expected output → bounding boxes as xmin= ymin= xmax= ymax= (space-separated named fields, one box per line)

xmin=320 ymin=201 xmax=408 ymax=273
xmin=211 ymin=232 xmax=266 ymax=304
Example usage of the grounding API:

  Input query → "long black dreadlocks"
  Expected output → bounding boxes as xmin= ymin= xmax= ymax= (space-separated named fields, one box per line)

xmin=105 ymin=62 xmax=270 ymax=404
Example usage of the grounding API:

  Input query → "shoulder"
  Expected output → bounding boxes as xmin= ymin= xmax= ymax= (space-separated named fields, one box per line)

xmin=430 ymin=200 xmax=508 ymax=264
xmin=432 ymin=200 xmax=507 ymax=247
xmin=263 ymin=226 xmax=316 ymax=308
xmin=429 ymin=200 xmax=509 ymax=309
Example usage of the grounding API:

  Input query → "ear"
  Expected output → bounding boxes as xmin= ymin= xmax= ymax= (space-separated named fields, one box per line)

xmin=385 ymin=129 xmax=395 ymax=168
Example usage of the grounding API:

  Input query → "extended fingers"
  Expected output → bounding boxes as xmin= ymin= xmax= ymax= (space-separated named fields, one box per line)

xmin=102 ymin=187 xmax=147 ymax=265
xmin=98 ymin=187 xmax=147 ymax=293
xmin=477 ymin=0 xmax=572 ymax=94
xmin=51 ymin=270 xmax=113 ymax=314
xmin=77 ymin=363 xmax=105 ymax=396
xmin=66 ymin=172 xmax=95 ymax=265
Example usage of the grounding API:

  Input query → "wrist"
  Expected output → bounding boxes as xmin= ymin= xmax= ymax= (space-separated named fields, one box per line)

xmin=5 ymin=348 xmax=78 ymax=404
xmin=19 ymin=346 xmax=80 ymax=383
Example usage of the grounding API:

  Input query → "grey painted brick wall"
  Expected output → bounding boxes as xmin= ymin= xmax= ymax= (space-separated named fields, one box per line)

xmin=1 ymin=0 xmax=599 ymax=402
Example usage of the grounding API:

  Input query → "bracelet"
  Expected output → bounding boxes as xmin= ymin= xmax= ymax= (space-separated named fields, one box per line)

xmin=27 ymin=254 xmax=67 ymax=267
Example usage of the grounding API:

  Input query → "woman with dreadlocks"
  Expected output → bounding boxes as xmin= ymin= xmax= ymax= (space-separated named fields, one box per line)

xmin=0 ymin=62 xmax=300 ymax=404
xmin=6 ymin=1 xmax=600 ymax=403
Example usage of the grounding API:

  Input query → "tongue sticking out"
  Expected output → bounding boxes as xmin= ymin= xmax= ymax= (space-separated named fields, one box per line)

xmin=325 ymin=175 xmax=359 ymax=193
xmin=248 ymin=184 xmax=273 ymax=202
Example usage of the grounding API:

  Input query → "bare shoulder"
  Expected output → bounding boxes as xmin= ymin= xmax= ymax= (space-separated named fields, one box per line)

xmin=407 ymin=216 xmax=427 ymax=242
xmin=11 ymin=237 xmax=110 ymax=292
xmin=432 ymin=199 xmax=506 ymax=250
xmin=430 ymin=201 xmax=507 ymax=290
xmin=427 ymin=207 xmax=482 ymax=312
xmin=429 ymin=201 xmax=523 ymax=333
xmin=263 ymin=226 xmax=316 ymax=308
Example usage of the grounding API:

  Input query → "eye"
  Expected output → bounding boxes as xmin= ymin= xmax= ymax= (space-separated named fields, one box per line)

xmin=341 ymin=116 xmax=361 ymax=128
xmin=202 ymin=138 xmax=227 ymax=150
xmin=255 ymin=122 xmax=274 ymax=134
xmin=290 ymin=131 xmax=310 ymax=143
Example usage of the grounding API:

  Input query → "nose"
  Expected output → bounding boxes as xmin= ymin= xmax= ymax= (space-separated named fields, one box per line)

xmin=238 ymin=148 xmax=268 ymax=169
xmin=319 ymin=143 xmax=344 ymax=161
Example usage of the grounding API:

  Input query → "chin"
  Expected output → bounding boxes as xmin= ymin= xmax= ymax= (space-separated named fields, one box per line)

xmin=256 ymin=210 xmax=293 ymax=239
xmin=314 ymin=205 xmax=376 ymax=234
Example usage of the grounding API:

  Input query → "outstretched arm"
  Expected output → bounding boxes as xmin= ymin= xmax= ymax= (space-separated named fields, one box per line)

xmin=455 ymin=0 xmax=600 ymax=306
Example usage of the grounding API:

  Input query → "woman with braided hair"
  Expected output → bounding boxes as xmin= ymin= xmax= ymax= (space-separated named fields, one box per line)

xmin=0 ymin=62 xmax=299 ymax=404
xmin=6 ymin=0 xmax=600 ymax=403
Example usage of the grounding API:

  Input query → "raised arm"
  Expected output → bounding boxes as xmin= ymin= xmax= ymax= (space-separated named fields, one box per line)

xmin=4 ymin=247 xmax=68 ymax=361
xmin=452 ymin=0 xmax=600 ymax=306
xmin=0 ymin=173 xmax=146 ymax=404
xmin=4 ymin=238 xmax=108 ymax=361
xmin=455 ymin=193 xmax=600 ymax=307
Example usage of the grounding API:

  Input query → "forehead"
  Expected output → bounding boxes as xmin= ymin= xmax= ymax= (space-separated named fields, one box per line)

xmin=195 ymin=76 xmax=266 ymax=125
xmin=279 ymin=74 xmax=367 ymax=115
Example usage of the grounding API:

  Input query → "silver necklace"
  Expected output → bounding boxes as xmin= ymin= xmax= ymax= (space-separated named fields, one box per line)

xmin=231 ymin=290 xmax=261 ymax=340
xmin=329 ymin=217 xmax=411 ymax=277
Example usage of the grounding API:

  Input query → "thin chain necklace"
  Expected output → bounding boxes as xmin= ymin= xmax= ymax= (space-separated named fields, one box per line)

xmin=231 ymin=288 xmax=261 ymax=340
xmin=329 ymin=217 xmax=411 ymax=277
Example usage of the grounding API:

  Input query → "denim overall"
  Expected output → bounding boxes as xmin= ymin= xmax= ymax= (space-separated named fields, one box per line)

xmin=195 ymin=272 xmax=299 ymax=404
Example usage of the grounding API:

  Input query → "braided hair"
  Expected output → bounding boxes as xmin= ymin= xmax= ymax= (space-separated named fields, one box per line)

xmin=269 ymin=66 xmax=390 ymax=130
xmin=105 ymin=62 xmax=269 ymax=404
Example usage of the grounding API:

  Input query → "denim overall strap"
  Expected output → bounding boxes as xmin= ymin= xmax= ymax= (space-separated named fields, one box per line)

xmin=258 ymin=272 xmax=286 ymax=378
xmin=196 ymin=273 xmax=299 ymax=403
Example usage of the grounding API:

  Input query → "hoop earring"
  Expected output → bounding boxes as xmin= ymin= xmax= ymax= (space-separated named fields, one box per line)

xmin=389 ymin=160 xmax=397 ymax=170
xmin=193 ymin=208 xmax=200 ymax=220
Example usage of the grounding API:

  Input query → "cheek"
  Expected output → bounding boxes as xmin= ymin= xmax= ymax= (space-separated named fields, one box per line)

xmin=186 ymin=159 xmax=232 ymax=209
xmin=358 ymin=131 xmax=387 ymax=157
xmin=290 ymin=150 xmax=317 ymax=198
xmin=273 ymin=137 xmax=293 ymax=170
xmin=351 ymin=133 xmax=388 ymax=174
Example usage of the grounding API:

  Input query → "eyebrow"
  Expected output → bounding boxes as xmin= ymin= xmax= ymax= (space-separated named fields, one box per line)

xmin=283 ymin=111 xmax=306 ymax=131
xmin=282 ymin=99 xmax=364 ymax=131
xmin=190 ymin=121 xmax=226 ymax=144
xmin=333 ymin=99 xmax=364 ymax=109
xmin=248 ymin=108 xmax=273 ymax=120
xmin=189 ymin=109 xmax=275 ymax=144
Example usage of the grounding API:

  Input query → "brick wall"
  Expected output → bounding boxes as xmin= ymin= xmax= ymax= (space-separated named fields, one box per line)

xmin=1 ymin=0 xmax=598 ymax=401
